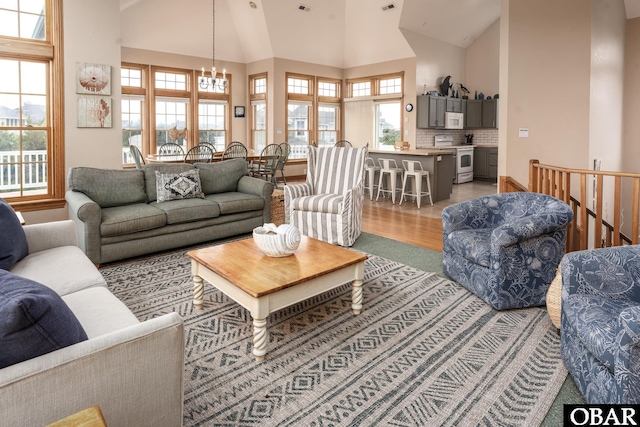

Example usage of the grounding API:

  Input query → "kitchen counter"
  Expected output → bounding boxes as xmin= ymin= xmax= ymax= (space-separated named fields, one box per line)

xmin=369 ymin=148 xmax=456 ymax=155
xmin=367 ymin=150 xmax=454 ymax=203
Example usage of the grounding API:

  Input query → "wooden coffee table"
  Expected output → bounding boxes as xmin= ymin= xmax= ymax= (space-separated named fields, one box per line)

xmin=187 ymin=236 xmax=367 ymax=362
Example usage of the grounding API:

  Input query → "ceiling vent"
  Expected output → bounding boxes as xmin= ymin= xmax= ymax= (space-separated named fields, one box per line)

xmin=298 ymin=5 xmax=311 ymax=12
xmin=382 ymin=3 xmax=395 ymax=11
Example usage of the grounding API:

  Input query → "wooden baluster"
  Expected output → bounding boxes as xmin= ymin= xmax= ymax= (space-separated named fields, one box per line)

xmin=580 ymin=173 xmax=588 ymax=250
xmin=633 ymin=178 xmax=639 ymax=245
xmin=595 ymin=174 xmax=603 ymax=248
xmin=614 ymin=176 xmax=621 ymax=247
xmin=529 ymin=160 xmax=539 ymax=192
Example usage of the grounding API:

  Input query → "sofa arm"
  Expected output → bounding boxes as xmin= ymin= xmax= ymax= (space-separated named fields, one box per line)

xmin=22 ymin=220 xmax=78 ymax=254
xmin=616 ymin=306 xmax=640 ymax=403
xmin=66 ymin=190 xmax=102 ymax=264
xmin=284 ymin=182 xmax=312 ymax=224
xmin=0 ymin=312 xmax=184 ymax=427
xmin=238 ymin=176 xmax=275 ymax=223
xmin=492 ymin=213 xmax=572 ymax=248
xmin=561 ymin=246 xmax=640 ymax=300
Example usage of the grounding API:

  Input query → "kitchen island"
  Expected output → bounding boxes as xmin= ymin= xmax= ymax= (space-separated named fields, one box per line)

xmin=368 ymin=149 xmax=454 ymax=203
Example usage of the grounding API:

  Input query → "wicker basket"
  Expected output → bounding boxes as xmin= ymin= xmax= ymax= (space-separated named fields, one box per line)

xmin=270 ymin=189 xmax=285 ymax=226
xmin=546 ymin=265 xmax=562 ymax=329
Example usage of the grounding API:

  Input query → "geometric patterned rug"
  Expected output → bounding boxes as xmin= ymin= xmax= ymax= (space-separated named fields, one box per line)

xmin=99 ymin=239 xmax=567 ymax=427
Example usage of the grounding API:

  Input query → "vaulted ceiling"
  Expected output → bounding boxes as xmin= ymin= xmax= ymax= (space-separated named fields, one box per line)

xmin=119 ymin=0 xmax=640 ymax=69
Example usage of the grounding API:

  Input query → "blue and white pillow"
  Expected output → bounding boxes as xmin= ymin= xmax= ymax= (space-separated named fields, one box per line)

xmin=155 ymin=169 xmax=205 ymax=202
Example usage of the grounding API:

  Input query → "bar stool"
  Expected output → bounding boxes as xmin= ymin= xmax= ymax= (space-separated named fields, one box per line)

xmin=399 ymin=160 xmax=433 ymax=209
xmin=364 ymin=157 xmax=380 ymax=200
xmin=376 ymin=158 xmax=403 ymax=204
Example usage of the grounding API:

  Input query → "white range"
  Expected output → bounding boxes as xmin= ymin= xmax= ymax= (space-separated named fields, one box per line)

xmin=434 ymin=135 xmax=474 ymax=184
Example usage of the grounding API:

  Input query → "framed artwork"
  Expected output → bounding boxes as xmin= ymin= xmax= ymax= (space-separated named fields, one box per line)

xmin=77 ymin=96 xmax=112 ymax=128
xmin=76 ymin=62 xmax=111 ymax=95
xmin=234 ymin=106 xmax=245 ymax=118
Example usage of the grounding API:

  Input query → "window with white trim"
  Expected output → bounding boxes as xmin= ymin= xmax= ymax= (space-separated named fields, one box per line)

xmin=375 ymin=101 xmax=401 ymax=150
xmin=250 ymin=74 xmax=267 ymax=152
xmin=198 ymin=101 xmax=225 ymax=152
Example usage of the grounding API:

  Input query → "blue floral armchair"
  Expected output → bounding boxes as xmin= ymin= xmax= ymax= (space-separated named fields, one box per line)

xmin=442 ymin=192 xmax=573 ymax=310
xmin=561 ymin=245 xmax=640 ymax=404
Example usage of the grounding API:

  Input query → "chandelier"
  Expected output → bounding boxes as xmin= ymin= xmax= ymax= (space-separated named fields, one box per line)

xmin=199 ymin=0 xmax=227 ymax=91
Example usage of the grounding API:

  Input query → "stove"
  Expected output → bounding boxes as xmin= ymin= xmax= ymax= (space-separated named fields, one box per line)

xmin=434 ymin=135 xmax=474 ymax=184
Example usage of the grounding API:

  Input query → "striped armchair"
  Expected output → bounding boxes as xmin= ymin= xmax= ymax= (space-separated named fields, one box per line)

xmin=284 ymin=145 xmax=367 ymax=246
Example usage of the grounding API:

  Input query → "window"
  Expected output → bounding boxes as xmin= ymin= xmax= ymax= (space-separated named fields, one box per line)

xmin=347 ymin=73 xmax=404 ymax=150
xmin=317 ymin=104 xmax=338 ymax=148
xmin=0 ymin=0 xmax=64 ymax=210
xmin=155 ymin=99 xmax=188 ymax=152
xmin=351 ymin=81 xmax=371 ymax=97
xmin=250 ymin=74 xmax=267 ymax=152
xmin=198 ymin=102 xmax=225 ymax=151
xmin=375 ymin=101 xmax=401 ymax=150
xmin=121 ymin=97 xmax=143 ymax=164
xmin=121 ymin=65 xmax=146 ymax=165
xmin=285 ymin=73 xmax=342 ymax=158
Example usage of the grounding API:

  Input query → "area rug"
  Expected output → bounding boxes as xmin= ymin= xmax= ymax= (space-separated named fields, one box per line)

xmin=100 ymin=237 xmax=567 ymax=427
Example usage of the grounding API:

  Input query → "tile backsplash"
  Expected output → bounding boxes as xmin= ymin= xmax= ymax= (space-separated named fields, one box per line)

xmin=416 ymin=128 xmax=498 ymax=149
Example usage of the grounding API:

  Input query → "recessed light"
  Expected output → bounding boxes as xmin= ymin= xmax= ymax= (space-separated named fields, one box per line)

xmin=249 ymin=1 xmax=257 ymax=8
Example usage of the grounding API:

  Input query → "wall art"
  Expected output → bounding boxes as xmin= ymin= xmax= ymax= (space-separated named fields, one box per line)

xmin=76 ymin=62 xmax=111 ymax=95
xmin=77 ymin=96 xmax=112 ymax=128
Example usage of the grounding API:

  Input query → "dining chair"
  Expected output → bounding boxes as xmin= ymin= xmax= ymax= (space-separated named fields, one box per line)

xmin=274 ymin=142 xmax=291 ymax=188
xmin=199 ymin=141 xmax=217 ymax=154
xmin=158 ymin=142 xmax=185 ymax=156
xmin=221 ymin=141 xmax=248 ymax=160
xmin=250 ymin=144 xmax=282 ymax=185
xmin=129 ymin=145 xmax=145 ymax=169
xmin=334 ymin=140 xmax=352 ymax=148
xmin=184 ymin=145 xmax=214 ymax=163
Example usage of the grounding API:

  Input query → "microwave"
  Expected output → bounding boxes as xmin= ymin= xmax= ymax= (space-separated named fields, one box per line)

xmin=445 ymin=112 xmax=464 ymax=129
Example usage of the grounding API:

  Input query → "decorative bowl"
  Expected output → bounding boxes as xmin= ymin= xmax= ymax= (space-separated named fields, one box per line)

xmin=252 ymin=223 xmax=301 ymax=257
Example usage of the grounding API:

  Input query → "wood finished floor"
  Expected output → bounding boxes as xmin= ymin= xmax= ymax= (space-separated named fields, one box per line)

xmin=361 ymin=180 xmax=497 ymax=252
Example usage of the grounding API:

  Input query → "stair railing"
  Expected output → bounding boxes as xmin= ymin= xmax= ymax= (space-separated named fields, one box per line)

xmin=529 ymin=159 xmax=640 ymax=252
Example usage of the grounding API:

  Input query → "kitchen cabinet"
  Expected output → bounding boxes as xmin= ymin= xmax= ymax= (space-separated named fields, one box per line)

xmin=474 ymin=147 xmax=488 ymax=178
xmin=367 ymin=150 xmax=453 ymax=203
xmin=417 ymin=95 xmax=445 ymax=128
xmin=465 ymin=100 xmax=482 ymax=128
xmin=446 ymin=98 xmax=463 ymax=113
xmin=488 ymin=147 xmax=498 ymax=179
xmin=482 ymin=99 xmax=499 ymax=128
xmin=474 ymin=146 xmax=498 ymax=181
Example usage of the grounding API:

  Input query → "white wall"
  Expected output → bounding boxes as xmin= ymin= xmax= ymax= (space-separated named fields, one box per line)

xmin=23 ymin=0 xmax=122 ymax=225
xmin=502 ymin=0 xmax=593 ymax=188
xmin=466 ymin=19 xmax=500 ymax=99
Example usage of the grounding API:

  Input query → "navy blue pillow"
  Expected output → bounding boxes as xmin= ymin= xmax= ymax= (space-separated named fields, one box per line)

xmin=0 ymin=270 xmax=88 ymax=369
xmin=0 ymin=198 xmax=28 ymax=271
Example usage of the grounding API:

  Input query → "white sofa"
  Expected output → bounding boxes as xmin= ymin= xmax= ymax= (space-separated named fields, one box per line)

xmin=1 ymin=220 xmax=184 ymax=426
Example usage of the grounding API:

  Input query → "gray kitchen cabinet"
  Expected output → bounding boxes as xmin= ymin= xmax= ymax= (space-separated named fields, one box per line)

xmin=474 ymin=147 xmax=488 ymax=178
xmin=488 ymin=147 xmax=498 ymax=179
xmin=482 ymin=99 xmax=499 ymax=128
xmin=446 ymin=98 xmax=463 ymax=113
xmin=465 ymin=100 xmax=482 ymax=128
xmin=417 ymin=95 xmax=446 ymax=128
xmin=474 ymin=146 xmax=498 ymax=181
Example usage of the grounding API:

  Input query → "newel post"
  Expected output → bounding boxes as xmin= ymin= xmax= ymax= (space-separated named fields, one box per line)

xmin=529 ymin=160 xmax=540 ymax=192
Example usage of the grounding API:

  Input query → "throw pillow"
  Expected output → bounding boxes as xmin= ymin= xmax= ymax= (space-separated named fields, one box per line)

xmin=0 ymin=270 xmax=88 ymax=368
xmin=0 ymin=198 xmax=28 ymax=271
xmin=156 ymin=169 xmax=205 ymax=202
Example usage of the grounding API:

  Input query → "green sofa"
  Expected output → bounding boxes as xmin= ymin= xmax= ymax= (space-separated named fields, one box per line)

xmin=65 ymin=159 xmax=274 ymax=264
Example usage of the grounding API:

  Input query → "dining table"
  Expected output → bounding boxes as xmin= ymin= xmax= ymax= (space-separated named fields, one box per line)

xmin=145 ymin=152 xmax=263 ymax=164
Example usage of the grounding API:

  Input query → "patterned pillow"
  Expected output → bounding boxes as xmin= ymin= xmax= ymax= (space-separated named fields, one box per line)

xmin=155 ymin=169 xmax=205 ymax=202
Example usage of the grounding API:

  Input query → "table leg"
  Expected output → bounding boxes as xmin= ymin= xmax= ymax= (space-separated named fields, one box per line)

xmin=193 ymin=275 xmax=204 ymax=309
xmin=352 ymin=278 xmax=363 ymax=314
xmin=253 ymin=317 xmax=267 ymax=362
